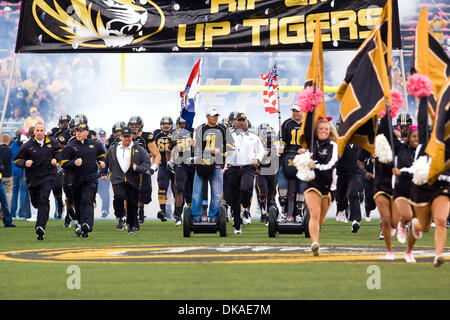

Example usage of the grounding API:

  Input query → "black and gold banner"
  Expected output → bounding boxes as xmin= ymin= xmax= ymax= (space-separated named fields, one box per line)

xmin=15 ymin=0 xmax=401 ymax=53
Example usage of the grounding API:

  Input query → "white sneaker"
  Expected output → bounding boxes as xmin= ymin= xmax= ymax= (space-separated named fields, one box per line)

xmin=311 ymin=242 xmax=320 ymax=256
xmin=433 ymin=254 xmax=445 ymax=267
xmin=234 ymin=227 xmax=242 ymax=234
xmin=396 ymin=222 xmax=407 ymax=244
xmin=384 ymin=251 xmax=395 ymax=261
xmin=26 ymin=217 xmax=37 ymax=222
xmin=404 ymin=252 xmax=416 ymax=263
xmin=175 ymin=219 xmax=182 ymax=226
xmin=411 ymin=218 xmax=423 ymax=240
xmin=277 ymin=213 xmax=286 ymax=223
xmin=365 ymin=216 xmax=371 ymax=222
xmin=336 ymin=211 xmax=347 ymax=223
xmin=241 ymin=209 xmax=252 ymax=225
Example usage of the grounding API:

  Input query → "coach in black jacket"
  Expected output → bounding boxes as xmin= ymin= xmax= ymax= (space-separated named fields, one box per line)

xmin=14 ymin=122 xmax=62 ymax=240
xmin=61 ymin=120 xmax=106 ymax=238
xmin=102 ymin=127 xmax=150 ymax=233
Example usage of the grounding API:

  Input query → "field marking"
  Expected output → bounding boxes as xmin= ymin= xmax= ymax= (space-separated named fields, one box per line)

xmin=0 ymin=244 xmax=447 ymax=264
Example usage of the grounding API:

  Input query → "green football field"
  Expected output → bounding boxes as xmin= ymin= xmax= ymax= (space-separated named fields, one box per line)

xmin=0 ymin=218 xmax=449 ymax=300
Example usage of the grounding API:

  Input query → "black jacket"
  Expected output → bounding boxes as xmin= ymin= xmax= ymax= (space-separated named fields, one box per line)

xmin=14 ymin=136 xmax=62 ymax=187
xmin=0 ymin=144 xmax=12 ymax=178
xmin=60 ymin=138 xmax=106 ymax=187
xmin=104 ymin=142 xmax=151 ymax=190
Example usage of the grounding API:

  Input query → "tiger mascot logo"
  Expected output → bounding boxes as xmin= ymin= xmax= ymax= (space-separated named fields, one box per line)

xmin=32 ymin=0 xmax=165 ymax=48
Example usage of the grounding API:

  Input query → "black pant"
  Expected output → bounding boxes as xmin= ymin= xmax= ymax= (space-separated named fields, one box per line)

xmin=255 ymin=174 xmax=278 ymax=211
xmin=112 ymin=182 xmax=139 ymax=227
xmin=228 ymin=166 xmax=256 ymax=230
xmin=363 ymin=178 xmax=376 ymax=213
xmin=336 ymin=173 xmax=362 ymax=222
xmin=29 ymin=181 xmax=53 ymax=230
xmin=73 ymin=181 xmax=98 ymax=231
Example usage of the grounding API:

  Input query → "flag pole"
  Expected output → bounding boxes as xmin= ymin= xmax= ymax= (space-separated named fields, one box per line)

xmin=275 ymin=60 xmax=282 ymax=142
xmin=398 ymin=49 xmax=409 ymax=112
xmin=0 ymin=53 xmax=17 ymax=136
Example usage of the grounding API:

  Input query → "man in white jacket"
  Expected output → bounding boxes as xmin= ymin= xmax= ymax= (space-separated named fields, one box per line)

xmin=226 ymin=113 xmax=265 ymax=234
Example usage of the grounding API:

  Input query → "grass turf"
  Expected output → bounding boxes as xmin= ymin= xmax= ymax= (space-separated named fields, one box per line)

xmin=0 ymin=219 xmax=449 ymax=299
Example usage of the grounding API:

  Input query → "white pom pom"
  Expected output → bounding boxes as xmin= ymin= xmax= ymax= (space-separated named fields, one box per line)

xmin=293 ymin=152 xmax=315 ymax=182
xmin=375 ymin=134 xmax=393 ymax=163
xmin=411 ymin=156 xmax=430 ymax=185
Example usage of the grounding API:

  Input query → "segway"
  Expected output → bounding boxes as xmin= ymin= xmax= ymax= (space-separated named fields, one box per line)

xmin=183 ymin=178 xmax=227 ymax=237
xmin=268 ymin=164 xmax=310 ymax=238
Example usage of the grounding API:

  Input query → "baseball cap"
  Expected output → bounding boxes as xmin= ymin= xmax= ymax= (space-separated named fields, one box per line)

xmin=121 ymin=126 xmax=132 ymax=137
xmin=29 ymin=107 xmax=38 ymax=113
xmin=291 ymin=103 xmax=301 ymax=112
xmin=235 ymin=112 xmax=247 ymax=121
xmin=99 ymin=129 xmax=106 ymax=137
xmin=207 ymin=107 xmax=220 ymax=116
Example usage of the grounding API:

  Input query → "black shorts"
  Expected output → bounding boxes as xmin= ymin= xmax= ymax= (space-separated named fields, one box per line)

xmin=305 ymin=181 xmax=331 ymax=200
xmin=373 ymin=183 xmax=393 ymax=200
xmin=410 ymin=181 xmax=450 ymax=206
xmin=175 ymin=164 xmax=195 ymax=203
xmin=157 ymin=164 xmax=175 ymax=191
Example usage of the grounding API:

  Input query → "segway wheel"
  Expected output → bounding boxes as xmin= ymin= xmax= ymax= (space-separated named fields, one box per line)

xmin=219 ymin=206 xmax=227 ymax=237
xmin=183 ymin=206 xmax=191 ymax=238
xmin=268 ymin=206 xmax=278 ymax=238
xmin=303 ymin=206 xmax=311 ymax=238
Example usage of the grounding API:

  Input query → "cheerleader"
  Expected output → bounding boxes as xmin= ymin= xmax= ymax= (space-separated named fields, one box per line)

xmin=373 ymin=119 xmax=400 ymax=260
xmin=299 ymin=118 xmax=338 ymax=256
xmin=391 ymin=126 xmax=419 ymax=262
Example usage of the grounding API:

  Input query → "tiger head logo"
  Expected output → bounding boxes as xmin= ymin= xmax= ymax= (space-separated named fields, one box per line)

xmin=32 ymin=0 xmax=165 ymax=48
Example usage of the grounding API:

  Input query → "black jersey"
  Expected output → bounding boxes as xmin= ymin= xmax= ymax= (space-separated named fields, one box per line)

xmin=49 ymin=127 xmax=71 ymax=146
xmin=106 ymin=134 xmax=120 ymax=150
xmin=280 ymin=118 xmax=303 ymax=158
xmin=133 ymin=131 xmax=154 ymax=153
xmin=358 ymin=149 xmax=374 ymax=174
xmin=171 ymin=128 xmax=194 ymax=165
xmin=154 ymin=129 xmax=172 ymax=164
xmin=337 ymin=144 xmax=361 ymax=176
xmin=194 ymin=123 xmax=234 ymax=167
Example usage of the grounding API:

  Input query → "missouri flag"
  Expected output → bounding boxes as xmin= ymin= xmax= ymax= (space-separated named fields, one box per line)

xmin=425 ymin=81 xmax=450 ymax=183
xmin=299 ymin=19 xmax=326 ymax=150
xmin=336 ymin=27 xmax=392 ymax=157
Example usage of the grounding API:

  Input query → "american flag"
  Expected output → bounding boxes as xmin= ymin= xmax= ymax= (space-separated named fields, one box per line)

xmin=261 ymin=62 xmax=279 ymax=114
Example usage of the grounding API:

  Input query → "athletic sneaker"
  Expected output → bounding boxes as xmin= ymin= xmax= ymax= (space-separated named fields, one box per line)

xmin=74 ymin=225 xmax=82 ymax=237
xmin=242 ymin=209 xmax=252 ymax=225
xmin=81 ymin=223 xmax=90 ymax=238
xmin=277 ymin=213 xmax=286 ymax=223
xmin=411 ymin=218 xmax=423 ymax=240
xmin=311 ymin=242 xmax=319 ymax=256
xmin=101 ymin=210 xmax=109 ymax=218
xmin=295 ymin=215 xmax=303 ymax=223
xmin=365 ymin=215 xmax=371 ymax=223
xmin=175 ymin=216 xmax=182 ymax=226
xmin=433 ymin=254 xmax=445 ymax=267
xmin=404 ymin=252 xmax=416 ymax=263
xmin=128 ymin=226 xmax=135 ymax=234
xmin=397 ymin=222 xmax=407 ymax=244
xmin=157 ymin=211 xmax=167 ymax=222
xmin=234 ymin=227 xmax=242 ymax=234
xmin=379 ymin=230 xmax=384 ymax=240
xmin=336 ymin=211 xmax=345 ymax=222
xmin=351 ymin=220 xmax=360 ymax=233
xmin=36 ymin=226 xmax=45 ymax=241
xmin=116 ymin=218 xmax=126 ymax=231
xmin=384 ymin=251 xmax=395 ymax=261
